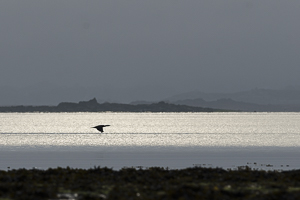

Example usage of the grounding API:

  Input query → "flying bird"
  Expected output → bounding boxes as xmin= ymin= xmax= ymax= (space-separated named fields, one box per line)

xmin=92 ymin=125 xmax=110 ymax=133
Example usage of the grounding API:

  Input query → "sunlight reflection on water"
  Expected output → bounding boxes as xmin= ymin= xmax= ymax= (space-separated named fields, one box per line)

xmin=1 ymin=112 xmax=300 ymax=148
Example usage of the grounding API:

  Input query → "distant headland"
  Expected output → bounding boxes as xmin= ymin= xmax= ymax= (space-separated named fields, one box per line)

xmin=0 ymin=98 xmax=226 ymax=112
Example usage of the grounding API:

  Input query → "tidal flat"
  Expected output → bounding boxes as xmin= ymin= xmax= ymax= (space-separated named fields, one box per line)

xmin=1 ymin=166 xmax=300 ymax=200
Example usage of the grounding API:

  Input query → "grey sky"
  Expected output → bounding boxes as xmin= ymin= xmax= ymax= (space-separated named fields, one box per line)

xmin=1 ymin=1 xmax=300 ymax=104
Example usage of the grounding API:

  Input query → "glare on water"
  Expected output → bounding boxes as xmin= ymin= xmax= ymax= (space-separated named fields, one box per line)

xmin=0 ymin=112 xmax=300 ymax=148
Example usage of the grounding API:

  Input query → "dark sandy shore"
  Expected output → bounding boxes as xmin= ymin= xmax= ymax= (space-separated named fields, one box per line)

xmin=1 ymin=166 xmax=300 ymax=200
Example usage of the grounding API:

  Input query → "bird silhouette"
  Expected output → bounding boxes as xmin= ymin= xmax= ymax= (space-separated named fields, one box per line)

xmin=92 ymin=125 xmax=110 ymax=133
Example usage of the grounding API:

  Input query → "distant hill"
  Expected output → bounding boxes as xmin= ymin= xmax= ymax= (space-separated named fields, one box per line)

xmin=0 ymin=98 xmax=224 ymax=112
xmin=2 ymin=88 xmax=300 ymax=112
xmin=166 ymin=88 xmax=300 ymax=105
xmin=173 ymin=98 xmax=300 ymax=112
xmin=166 ymin=88 xmax=300 ymax=112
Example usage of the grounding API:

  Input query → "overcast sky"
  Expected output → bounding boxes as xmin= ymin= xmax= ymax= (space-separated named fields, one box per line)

xmin=1 ymin=1 xmax=300 ymax=104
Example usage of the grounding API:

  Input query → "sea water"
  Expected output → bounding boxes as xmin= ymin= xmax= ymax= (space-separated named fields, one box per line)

xmin=0 ymin=112 xmax=299 ymax=170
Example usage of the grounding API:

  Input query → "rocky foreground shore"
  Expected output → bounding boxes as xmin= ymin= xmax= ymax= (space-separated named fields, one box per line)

xmin=0 ymin=166 xmax=300 ymax=200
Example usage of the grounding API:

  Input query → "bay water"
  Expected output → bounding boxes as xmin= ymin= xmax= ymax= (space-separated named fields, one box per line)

xmin=0 ymin=112 xmax=299 ymax=170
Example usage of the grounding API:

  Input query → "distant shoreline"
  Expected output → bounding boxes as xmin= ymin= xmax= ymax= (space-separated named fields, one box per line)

xmin=0 ymin=98 xmax=228 ymax=113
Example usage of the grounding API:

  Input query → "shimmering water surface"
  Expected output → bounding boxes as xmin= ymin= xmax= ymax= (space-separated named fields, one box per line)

xmin=0 ymin=112 xmax=299 ymax=170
